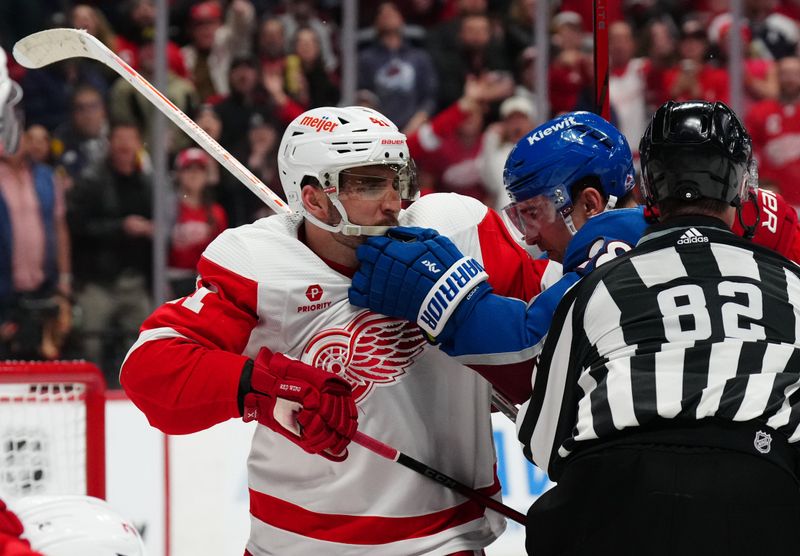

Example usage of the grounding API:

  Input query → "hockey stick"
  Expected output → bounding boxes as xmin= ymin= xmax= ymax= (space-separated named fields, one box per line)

xmin=492 ymin=388 xmax=519 ymax=420
xmin=593 ymin=0 xmax=610 ymax=121
xmin=13 ymin=28 xmax=290 ymax=216
xmin=353 ymin=431 xmax=526 ymax=525
xmin=13 ymin=28 xmax=520 ymax=423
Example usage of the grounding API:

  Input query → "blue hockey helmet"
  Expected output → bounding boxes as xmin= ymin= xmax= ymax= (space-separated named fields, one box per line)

xmin=502 ymin=111 xmax=635 ymax=214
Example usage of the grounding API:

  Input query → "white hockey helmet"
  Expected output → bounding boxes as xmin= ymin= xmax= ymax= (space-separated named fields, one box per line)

xmin=277 ymin=105 xmax=418 ymax=235
xmin=0 ymin=47 xmax=23 ymax=156
xmin=11 ymin=495 xmax=146 ymax=556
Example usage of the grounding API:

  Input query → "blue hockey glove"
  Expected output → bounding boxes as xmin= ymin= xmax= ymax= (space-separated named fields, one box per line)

xmin=349 ymin=226 xmax=491 ymax=341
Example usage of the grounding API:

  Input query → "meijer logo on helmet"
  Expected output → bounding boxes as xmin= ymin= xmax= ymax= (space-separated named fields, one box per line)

xmin=527 ymin=116 xmax=578 ymax=145
xmin=299 ymin=115 xmax=339 ymax=132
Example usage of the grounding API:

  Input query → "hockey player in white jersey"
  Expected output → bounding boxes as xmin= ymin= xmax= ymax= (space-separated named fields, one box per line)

xmin=121 ymin=106 xmax=550 ymax=555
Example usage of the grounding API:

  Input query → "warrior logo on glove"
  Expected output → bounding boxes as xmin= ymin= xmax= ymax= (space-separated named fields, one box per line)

xmin=349 ymin=226 xmax=492 ymax=341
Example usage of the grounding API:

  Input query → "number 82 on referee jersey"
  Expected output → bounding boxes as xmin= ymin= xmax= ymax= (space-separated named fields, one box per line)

xmin=657 ymin=282 xmax=765 ymax=342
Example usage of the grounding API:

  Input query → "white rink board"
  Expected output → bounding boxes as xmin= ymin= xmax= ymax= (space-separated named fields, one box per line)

xmin=485 ymin=412 xmax=553 ymax=556
xmin=106 ymin=398 xmax=166 ymax=556
xmin=106 ymin=399 xmax=550 ymax=555
xmin=167 ymin=419 xmax=256 ymax=556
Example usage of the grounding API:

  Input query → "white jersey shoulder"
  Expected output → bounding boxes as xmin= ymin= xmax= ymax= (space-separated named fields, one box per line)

xmin=202 ymin=213 xmax=306 ymax=278
xmin=401 ymin=193 xmax=489 ymax=261
xmin=401 ymin=193 xmax=488 ymax=236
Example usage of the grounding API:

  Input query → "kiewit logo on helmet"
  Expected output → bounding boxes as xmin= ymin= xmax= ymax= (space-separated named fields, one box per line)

xmin=527 ymin=116 xmax=578 ymax=145
xmin=677 ymin=228 xmax=709 ymax=245
xmin=299 ymin=115 xmax=339 ymax=133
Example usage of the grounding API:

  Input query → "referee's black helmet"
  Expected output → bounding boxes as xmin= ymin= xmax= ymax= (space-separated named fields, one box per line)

xmin=639 ymin=100 xmax=753 ymax=207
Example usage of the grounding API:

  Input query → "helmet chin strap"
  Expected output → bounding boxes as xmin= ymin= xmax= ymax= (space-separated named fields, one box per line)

xmin=303 ymin=196 xmax=393 ymax=236
xmin=558 ymin=202 xmax=578 ymax=235
xmin=736 ymin=194 xmax=760 ymax=240
xmin=341 ymin=224 xmax=393 ymax=236
xmin=562 ymin=213 xmax=578 ymax=235
xmin=736 ymin=173 xmax=760 ymax=240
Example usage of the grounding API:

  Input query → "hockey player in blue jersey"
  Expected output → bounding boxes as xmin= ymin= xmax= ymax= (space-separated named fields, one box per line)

xmin=347 ymin=110 xmax=795 ymax=402
xmin=349 ymin=112 xmax=645 ymax=400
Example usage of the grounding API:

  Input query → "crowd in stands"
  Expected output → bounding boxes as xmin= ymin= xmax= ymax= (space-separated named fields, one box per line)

xmin=1 ymin=0 xmax=800 ymax=386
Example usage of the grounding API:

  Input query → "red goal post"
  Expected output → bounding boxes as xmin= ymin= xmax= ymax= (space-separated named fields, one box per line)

xmin=0 ymin=360 xmax=106 ymax=499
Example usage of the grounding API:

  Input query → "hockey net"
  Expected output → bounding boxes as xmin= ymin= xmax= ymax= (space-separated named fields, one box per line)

xmin=0 ymin=361 xmax=105 ymax=499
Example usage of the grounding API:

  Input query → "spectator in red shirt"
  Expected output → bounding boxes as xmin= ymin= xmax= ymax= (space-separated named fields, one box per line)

xmin=709 ymin=13 xmax=779 ymax=108
xmin=257 ymin=16 xmax=288 ymax=75
xmin=415 ymin=102 xmax=489 ymax=202
xmin=181 ymin=0 xmax=256 ymax=102
xmin=642 ymin=16 xmax=680 ymax=111
xmin=609 ymin=20 xmax=650 ymax=157
xmin=114 ymin=0 xmax=188 ymax=79
xmin=746 ymin=56 xmax=800 ymax=207
xmin=168 ymin=148 xmax=227 ymax=297
xmin=430 ymin=12 xmax=511 ymax=110
xmin=285 ymin=27 xmax=340 ymax=109
xmin=70 ymin=4 xmax=119 ymax=52
xmin=548 ymin=11 xmax=592 ymax=115
xmin=664 ymin=17 xmax=729 ymax=104
xmin=746 ymin=0 xmax=800 ymax=59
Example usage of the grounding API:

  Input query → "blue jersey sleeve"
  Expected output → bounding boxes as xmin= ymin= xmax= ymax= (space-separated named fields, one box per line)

xmin=437 ymin=207 xmax=649 ymax=400
xmin=439 ymin=270 xmax=581 ymax=360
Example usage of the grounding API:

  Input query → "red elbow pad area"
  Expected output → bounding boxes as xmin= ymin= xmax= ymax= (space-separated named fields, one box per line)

xmin=732 ymin=189 xmax=800 ymax=261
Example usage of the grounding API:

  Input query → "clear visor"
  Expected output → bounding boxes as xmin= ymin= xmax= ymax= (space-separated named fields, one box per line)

xmin=502 ymin=194 xmax=559 ymax=239
xmin=741 ymin=159 xmax=759 ymax=202
xmin=327 ymin=160 xmax=420 ymax=202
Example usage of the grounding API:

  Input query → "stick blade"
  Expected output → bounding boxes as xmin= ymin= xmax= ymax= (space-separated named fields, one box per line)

xmin=13 ymin=28 xmax=96 ymax=69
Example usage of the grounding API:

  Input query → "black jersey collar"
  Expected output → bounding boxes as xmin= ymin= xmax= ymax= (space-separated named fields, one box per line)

xmin=639 ymin=214 xmax=733 ymax=245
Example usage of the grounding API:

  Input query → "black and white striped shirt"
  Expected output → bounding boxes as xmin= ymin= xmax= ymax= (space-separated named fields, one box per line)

xmin=517 ymin=216 xmax=800 ymax=479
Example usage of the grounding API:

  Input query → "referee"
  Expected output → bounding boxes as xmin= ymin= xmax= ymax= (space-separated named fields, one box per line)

xmin=517 ymin=100 xmax=800 ymax=556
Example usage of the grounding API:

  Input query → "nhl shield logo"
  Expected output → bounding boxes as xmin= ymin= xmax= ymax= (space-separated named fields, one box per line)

xmin=754 ymin=430 xmax=772 ymax=454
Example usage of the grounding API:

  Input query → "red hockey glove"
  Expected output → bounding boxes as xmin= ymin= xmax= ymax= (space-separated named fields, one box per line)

xmin=0 ymin=501 xmax=22 ymax=540
xmin=732 ymin=188 xmax=799 ymax=261
xmin=241 ymin=347 xmax=358 ymax=462
xmin=0 ymin=534 xmax=43 ymax=556
xmin=0 ymin=500 xmax=42 ymax=556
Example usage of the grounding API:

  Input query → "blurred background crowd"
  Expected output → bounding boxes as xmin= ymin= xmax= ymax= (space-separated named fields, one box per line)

xmin=0 ymin=0 xmax=798 ymax=386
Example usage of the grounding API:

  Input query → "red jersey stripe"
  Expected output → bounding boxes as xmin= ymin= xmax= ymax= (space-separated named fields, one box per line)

xmin=249 ymin=482 xmax=501 ymax=545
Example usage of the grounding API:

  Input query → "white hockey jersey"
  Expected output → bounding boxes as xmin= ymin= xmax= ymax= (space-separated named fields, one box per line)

xmin=122 ymin=193 xmax=553 ymax=554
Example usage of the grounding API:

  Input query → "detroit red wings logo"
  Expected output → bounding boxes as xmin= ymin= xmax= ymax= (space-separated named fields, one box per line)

xmin=303 ymin=311 xmax=426 ymax=402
